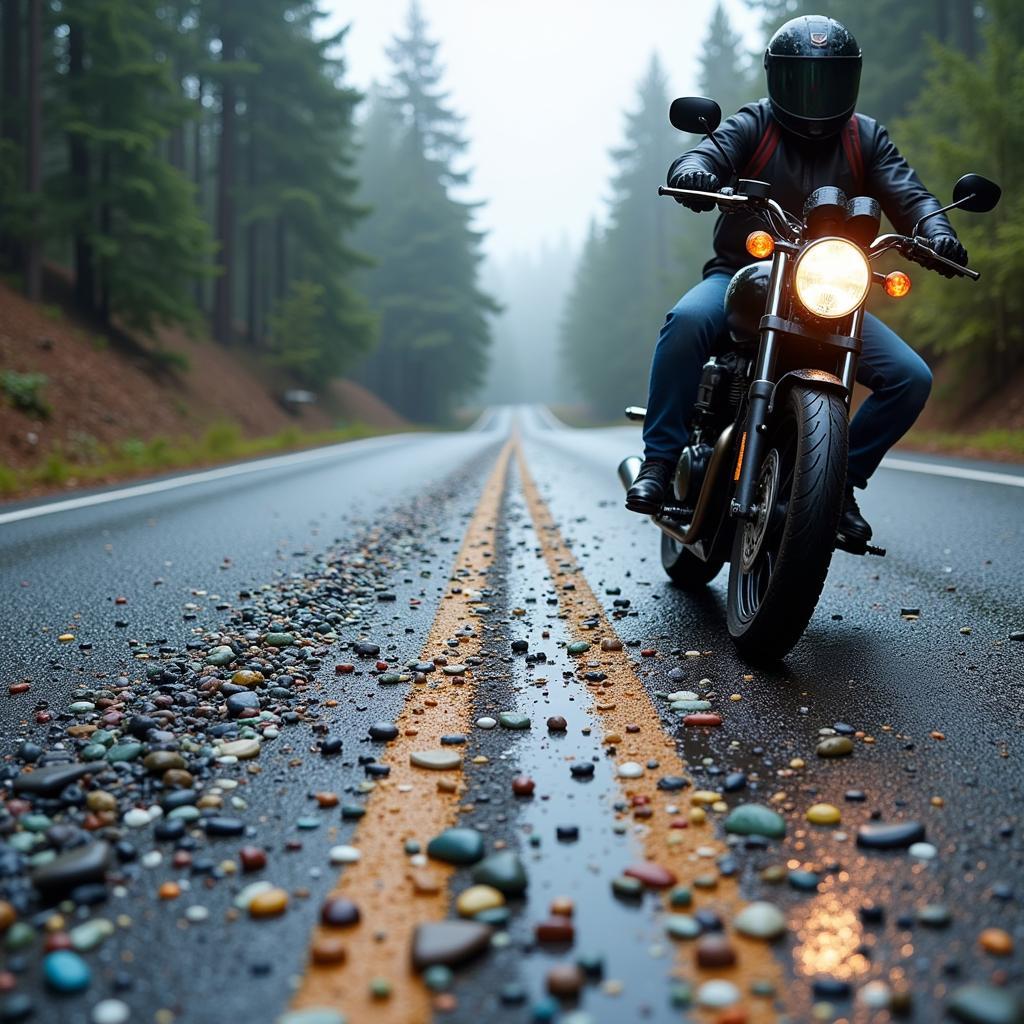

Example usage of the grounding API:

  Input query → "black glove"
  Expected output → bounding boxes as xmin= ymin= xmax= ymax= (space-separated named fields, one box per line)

xmin=925 ymin=234 xmax=968 ymax=278
xmin=669 ymin=169 xmax=719 ymax=212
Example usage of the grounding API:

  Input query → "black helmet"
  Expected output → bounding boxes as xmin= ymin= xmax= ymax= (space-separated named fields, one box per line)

xmin=764 ymin=15 xmax=861 ymax=139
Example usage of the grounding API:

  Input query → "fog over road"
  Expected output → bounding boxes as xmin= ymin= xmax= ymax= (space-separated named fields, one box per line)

xmin=1 ymin=408 xmax=1021 ymax=1024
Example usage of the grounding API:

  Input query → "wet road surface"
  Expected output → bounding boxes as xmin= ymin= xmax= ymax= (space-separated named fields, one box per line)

xmin=0 ymin=406 xmax=1021 ymax=1024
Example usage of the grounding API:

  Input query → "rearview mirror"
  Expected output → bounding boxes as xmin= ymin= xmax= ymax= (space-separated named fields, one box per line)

xmin=669 ymin=97 xmax=721 ymax=135
xmin=953 ymin=173 xmax=1001 ymax=213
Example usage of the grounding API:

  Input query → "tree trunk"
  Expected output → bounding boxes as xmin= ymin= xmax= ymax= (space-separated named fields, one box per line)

xmin=24 ymin=0 xmax=41 ymax=300
xmin=68 ymin=18 xmax=95 ymax=316
xmin=275 ymin=216 xmax=286 ymax=302
xmin=193 ymin=77 xmax=205 ymax=311
xmin=2 ymin=0 xmax=22 ymax=144
xmin=3 ymin=0 xmax=24 ymax=274
xmin=213 ymin=11 xmax=237 ymax=343
xmin=245 ymin=113 xmax=258 ymax=345
xmin=98 ymin=147 xmax=112 ymax=325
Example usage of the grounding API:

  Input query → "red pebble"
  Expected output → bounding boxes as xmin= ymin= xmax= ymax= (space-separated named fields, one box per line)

xmin=375 ymin=661 xmax=388 ymax=672
xmin=535 ymin=916 xmax=575 ymax=943
xmin=683 ymin=712 xmax=723 ymax=727
xmin=624 ymin=861 xmax=678 ymax=888
xmin=7 ymin=683 xmax=29 ymax=695
xmin=43 ymin=932 xmax=73 ymax=952
xmin=511 ymin=775 xmax=535 ymax=797
xmin=172 ymin=851 xmax=192 ymax=869
xmin=0 ymin=971 xmax=16 ymax=992
xmin=115 ymin=596 xmax=128 ymax=604
xmin=640 ymin=648 xmax=657 ymax=657
xmin=35 ymin=711 xmax=51 ymax=724
xmin=670 ymin=819 xmax=689 ymax=829
xmin=335 ymin=664 xmax=355 ymax=675
xmin=239 ymin=846 xmax=267 ymax=872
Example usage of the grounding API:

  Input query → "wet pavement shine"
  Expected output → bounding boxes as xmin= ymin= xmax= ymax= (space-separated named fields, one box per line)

xmin=0 ymin=406 xmax=1021 ymax=1024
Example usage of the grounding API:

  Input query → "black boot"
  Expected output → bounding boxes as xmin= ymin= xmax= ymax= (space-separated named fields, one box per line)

xmin=838 ymin=486 xmax=872 ymax=545
xmin=626 ymin=459 xmax=673 ymax=514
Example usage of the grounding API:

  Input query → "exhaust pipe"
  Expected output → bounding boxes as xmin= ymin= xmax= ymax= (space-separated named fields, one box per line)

xmin=618 ymin=455 xmax=642 ymax=492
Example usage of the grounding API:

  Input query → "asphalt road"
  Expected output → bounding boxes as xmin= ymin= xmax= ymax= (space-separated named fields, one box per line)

xmin=0 ymin=406 xmax=1021 ymax=1024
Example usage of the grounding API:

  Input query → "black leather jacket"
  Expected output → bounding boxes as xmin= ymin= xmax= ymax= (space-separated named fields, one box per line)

xmin=670 ymin=97 xmax=956 ymax=278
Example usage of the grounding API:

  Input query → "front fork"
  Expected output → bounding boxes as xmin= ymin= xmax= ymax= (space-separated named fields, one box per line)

xmin=730 ymin=253 xmax=862 ymax=519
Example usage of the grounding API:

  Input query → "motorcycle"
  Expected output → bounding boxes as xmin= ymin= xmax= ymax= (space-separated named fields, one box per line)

xmin=619 ymin=96 xmax=1000 ymax=662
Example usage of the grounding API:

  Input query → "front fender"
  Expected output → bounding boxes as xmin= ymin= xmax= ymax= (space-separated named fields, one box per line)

xmin=768 ymin=369 xmax=848 ymax=417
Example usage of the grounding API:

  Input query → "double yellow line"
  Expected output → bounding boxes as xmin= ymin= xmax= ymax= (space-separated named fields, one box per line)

xmin=289 ymin=436 xmax=783 ymax=1022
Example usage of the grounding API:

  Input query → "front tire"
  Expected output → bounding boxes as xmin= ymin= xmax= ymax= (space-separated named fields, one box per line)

xmin=661 ymin=531 xmax=724 ymax=589
xmin=727 ymin=385 xmax=848 ymax=662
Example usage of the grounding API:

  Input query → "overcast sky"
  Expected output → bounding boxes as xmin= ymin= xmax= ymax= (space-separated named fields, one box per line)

xmin=322 ymin=0 xmax=762 ymax=260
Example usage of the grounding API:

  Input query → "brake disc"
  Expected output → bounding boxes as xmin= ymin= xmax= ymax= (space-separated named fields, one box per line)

xmin=741 ymin=447 xmax=781 ymax=572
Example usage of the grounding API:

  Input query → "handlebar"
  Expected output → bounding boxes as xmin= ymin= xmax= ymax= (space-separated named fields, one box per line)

xmin=657 ymin=185 xmax=749 ymax=207
xmin=656 ymin=187 xmax=979 ymax=281
xmin=870 ymin=233 xmax=979 ymax=280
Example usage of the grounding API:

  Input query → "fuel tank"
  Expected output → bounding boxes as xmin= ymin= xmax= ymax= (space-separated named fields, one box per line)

xmin=724 ymin=260 xmax=772 ymax=342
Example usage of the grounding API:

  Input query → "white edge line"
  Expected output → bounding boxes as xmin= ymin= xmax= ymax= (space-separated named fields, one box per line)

xmin=0 ymin=432 xmax=417 ymax=527
xmin=881 ymin=457 xmax=1024 ymax=488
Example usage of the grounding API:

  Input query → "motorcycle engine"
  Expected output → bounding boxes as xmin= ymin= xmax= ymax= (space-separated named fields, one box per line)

xmin=674 ymin=443 xmax=713 ymax=506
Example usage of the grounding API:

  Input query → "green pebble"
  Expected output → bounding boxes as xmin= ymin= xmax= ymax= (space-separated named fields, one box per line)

xmin=205 ymin=645 xmax=235 ymax=665
xmin=947 ymin=984 xmax=1023 ymax=1024
xmin=669 ymin=886 xmax=692 ymax=908
xmin=68 ymin=702 xmax=95 ymax=715
xmin=404 ymin=840 xmax=421 ymax=855
xmin=474 ymin=906 xmax=511 ymax=926
xmin=693 ymin=873 xmax=718 ymax=890
xmin=80 ymin=744 xmax=107 ymax=761
xmin=751 ymin=980 xmax=777 ymax=997
xmin=671 ymin=700 xmax=713 ymax=712
xmin=426 ymin=827 xmax=485 ymax=865
xmin=296 ymin=817 xmax=321 ymax=830
xmin=167 ymin=806 xmax=200 ymax=822
xmin=341 ymin=804 xmax=366 ymax=820
xmin=567 ymin=641 xmax=591 ymax=655
xmin=422 ymin=965 xmax=453 ymax=992
xmin=369 ymin=977 xmax=392 ymax=1000
xmin=724 ymin=803 xmax=787 ymax=839
xmin=20 ymin=814 xmax=52 ymax=833
xmin=107 ymin=743 xmax=144 ymax=763
xmin=611 ymin=875 xmax=643 ymax=899
xmin=69 ymin=918 xmax=114 ymax=952
xmin=816 ymin=736 xmax=854 ymax=758
xmin=264 ymin=632 xmax=295 ymax=648
xmin=378 ymin=673 xmax=407 ymax=685
xmin=665 ymin=914 xmax=701 ymax=939
xmin=670 ymin=983 xmax=694 ymax=1009
xmin=5 ymin=922 xmax=36 ymax=951
xmin=498 ymin=712 xmax=530 ymax=730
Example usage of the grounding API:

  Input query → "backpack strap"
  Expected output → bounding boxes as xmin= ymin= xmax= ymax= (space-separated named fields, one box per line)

xmin=742 ymin=120 xmax=781 ymax=180
xmin=841 ymin=114 xmax=865 ymax=192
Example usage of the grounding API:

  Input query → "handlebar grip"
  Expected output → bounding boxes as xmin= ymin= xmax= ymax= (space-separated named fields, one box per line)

xmin=909 ymin=237 xmax=979 ymax=280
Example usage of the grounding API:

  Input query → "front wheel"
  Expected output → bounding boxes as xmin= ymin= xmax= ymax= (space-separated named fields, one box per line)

xmin=727 ymin=385 xmax=848 ymax=662
xmin=661 ymin=531 xmax=724 ymax=589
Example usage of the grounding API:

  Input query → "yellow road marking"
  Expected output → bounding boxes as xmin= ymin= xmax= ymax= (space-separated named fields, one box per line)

xmin=289 ymin=439 xmax=512 ymax=1022
xmin=516 ymin=443 xmax=783 ymax=1023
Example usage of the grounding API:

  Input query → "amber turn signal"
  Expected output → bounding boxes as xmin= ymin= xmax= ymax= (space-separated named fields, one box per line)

xmin=745 ymin=230 xmax=775 ymax=259
xmin=884 ymin=270 xmax=912 ymax=298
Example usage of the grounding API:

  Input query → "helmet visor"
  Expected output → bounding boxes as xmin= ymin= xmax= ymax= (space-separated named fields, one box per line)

xmin=767 ymin=55 xmax=861 ymax=121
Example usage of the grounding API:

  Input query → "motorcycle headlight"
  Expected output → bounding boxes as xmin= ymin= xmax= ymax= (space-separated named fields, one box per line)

xmin=793 ymin=237 xmax=870 ymax=319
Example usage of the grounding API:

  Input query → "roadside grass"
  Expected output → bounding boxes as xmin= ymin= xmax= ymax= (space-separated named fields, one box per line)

xmin=0 ymin=421 xmax=382 ymax=499
xmin=904 ymin=428 xmax=1024 ymax=459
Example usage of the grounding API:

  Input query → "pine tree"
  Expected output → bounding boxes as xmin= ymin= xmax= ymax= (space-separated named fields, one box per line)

xmin=746 ymin=0 xmax=986 ymax=126
xmin=560 ymin=55 xmax=710 ymax=416
xmin=886 ymin=0 xmax=1023 ymax=386
xmin=700 ymin=3 xmax=759 ymax=117
xmin=355 ymin=3 xmax=497 ymax=423
xmin=49 ymin=0 xmax=213 ymax=331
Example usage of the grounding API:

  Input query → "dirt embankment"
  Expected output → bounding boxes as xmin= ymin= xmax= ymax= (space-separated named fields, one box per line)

xmin=0 ymin=283 xmax=407 ymax=479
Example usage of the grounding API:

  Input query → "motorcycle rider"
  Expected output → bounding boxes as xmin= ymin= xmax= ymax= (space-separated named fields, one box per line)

xmin=625 ymin=15 xmax=968 ymax=547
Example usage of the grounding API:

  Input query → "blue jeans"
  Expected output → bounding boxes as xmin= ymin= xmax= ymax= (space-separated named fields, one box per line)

xmin=642 ymin=273 xmax=932 ymax=489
